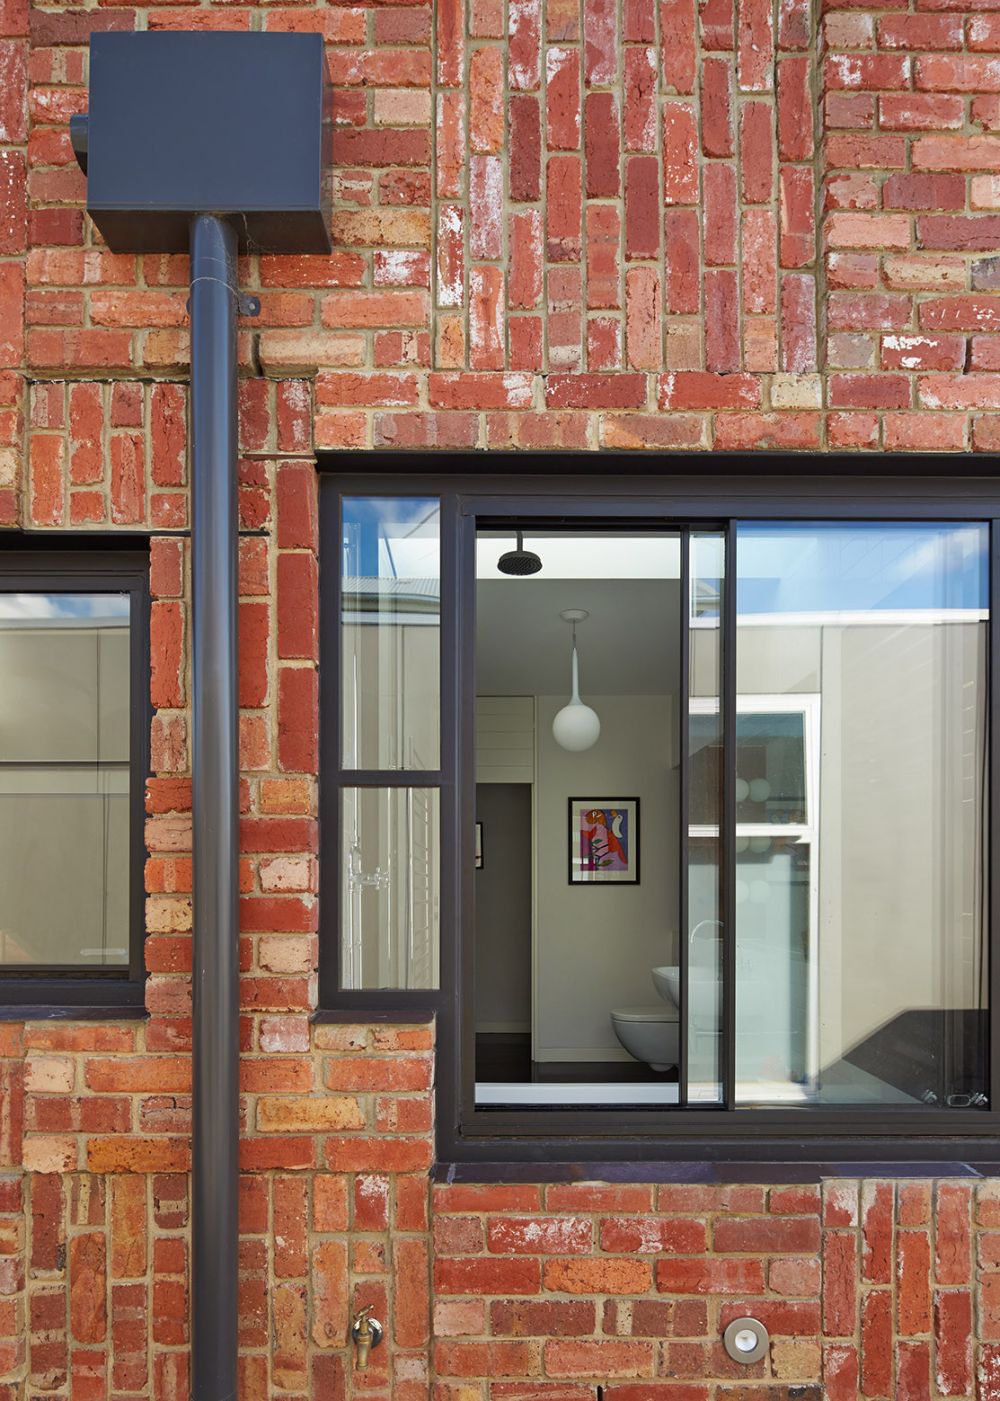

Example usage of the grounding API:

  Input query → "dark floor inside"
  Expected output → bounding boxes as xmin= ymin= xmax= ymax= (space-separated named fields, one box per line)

xmin=475 ymin=1032 xmax=679 ymax=1083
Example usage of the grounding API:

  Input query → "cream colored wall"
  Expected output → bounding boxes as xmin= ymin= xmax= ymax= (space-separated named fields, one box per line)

xmin=816 ymin=621 xmax=986 ymax=1063
xmin=0 ymin=624 xmax=130 ymax=966
xmin=733 ymin=618 xmax=988 ymax=1070
xmin=533 ymin=693 xmax=679 ymax=1062
xmin=342 ymin=618 xmax=439 ymax=769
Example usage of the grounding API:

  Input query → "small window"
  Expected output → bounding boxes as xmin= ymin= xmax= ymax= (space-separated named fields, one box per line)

xmin=319 ymin=472 xmax=999 ymax=1162
xmin=0 ymin=547 xmax=149 ymax=1010
xmin=323 ymin=497 xmax=445 ymax=1000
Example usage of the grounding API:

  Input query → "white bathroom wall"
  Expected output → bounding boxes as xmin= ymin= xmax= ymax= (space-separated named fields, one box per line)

xmin=533 ymin=693 xmax=679 ymax=1061
xmin=732 ymin=617 xmax=988 ymax=1085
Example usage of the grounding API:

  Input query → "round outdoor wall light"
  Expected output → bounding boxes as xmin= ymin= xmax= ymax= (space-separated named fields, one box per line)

xmin=722 ymin=1317 xmax=770 ymax=1365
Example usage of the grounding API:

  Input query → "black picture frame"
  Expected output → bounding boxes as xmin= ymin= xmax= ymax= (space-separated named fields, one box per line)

xmin=567 ymin=797 xmax=640 ymax=885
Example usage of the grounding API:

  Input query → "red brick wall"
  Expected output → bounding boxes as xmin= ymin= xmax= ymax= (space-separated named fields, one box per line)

xmin=2 ymin=0 xmax=1000 ymax=1393
xmin=5 ymin=0 xmax=1000 ymax=452
xmin=11 ymin=1011 xmax=1000 ymax=1401
xmin=432 ymin=1178 xmax=999 ymax=1398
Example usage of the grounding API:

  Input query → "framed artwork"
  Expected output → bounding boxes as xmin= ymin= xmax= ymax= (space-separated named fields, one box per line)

xmin=568 ymin=798 xmax=640 ymax=885
xmin=475 ymin=822 xmax=484 ymax=870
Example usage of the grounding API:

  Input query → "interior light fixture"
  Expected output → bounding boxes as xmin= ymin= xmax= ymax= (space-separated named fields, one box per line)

xmin=552 ymin=609 xmax=601 ymax=752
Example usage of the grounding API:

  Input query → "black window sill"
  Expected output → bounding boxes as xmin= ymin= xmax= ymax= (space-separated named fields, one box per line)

xmin=0 ymin=1004 xmax=149 ymax=1021
xmin=433 ymin=1157 xmax=1000 ymax=1184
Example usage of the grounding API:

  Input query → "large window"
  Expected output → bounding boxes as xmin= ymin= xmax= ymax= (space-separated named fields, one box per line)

xmin=0 ymin=548 xmax=148 ymax=1009
xmin=320 ymin=471 xmax=999 ymax=1161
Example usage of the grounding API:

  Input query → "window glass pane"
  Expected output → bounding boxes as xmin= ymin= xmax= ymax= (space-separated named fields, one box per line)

xmin=473 ymin=528 xmax=682 ymax=1107
xmin=736 ymin=523 xmax=989 ymax=1109
xmin=341 ymin=787 xmax=440 ymax=989
xmin=734 ymin=713 xmax=806 ymax=824
xmin=690 ymin=712 xmax=807 ymax=827
xmin=342 ymin=498 xmax=440 ymax=770
xmin=688 ymin=533 xmax=724 ymax=1104
xmin=0 ymin=593 xmax=131 ymax=968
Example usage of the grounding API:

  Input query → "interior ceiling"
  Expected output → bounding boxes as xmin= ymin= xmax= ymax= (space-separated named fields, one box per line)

xmin=475 ymin=579 xmax=682 ymax=695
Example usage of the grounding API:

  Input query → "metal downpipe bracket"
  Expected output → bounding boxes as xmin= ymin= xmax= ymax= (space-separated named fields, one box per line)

xmin=189 ymin=213 xmax=240 ymax=1401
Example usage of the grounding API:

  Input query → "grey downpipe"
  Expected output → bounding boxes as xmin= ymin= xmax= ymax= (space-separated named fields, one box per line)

xmin=189 ymin=213 xmax=240 ymax=1401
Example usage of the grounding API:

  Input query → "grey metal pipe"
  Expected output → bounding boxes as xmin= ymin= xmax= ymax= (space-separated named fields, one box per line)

xmin=189 ymin=213 xmax=240 ymax=1401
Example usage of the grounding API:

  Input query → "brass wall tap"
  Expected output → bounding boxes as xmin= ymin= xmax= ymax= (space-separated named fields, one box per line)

xmin=351 ymin=1304 xmax=383 ymax=1370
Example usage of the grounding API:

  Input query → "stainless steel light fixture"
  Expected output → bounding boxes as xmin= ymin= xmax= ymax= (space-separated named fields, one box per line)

xmin=722 ymin=1316 xmax=770 ymax=1365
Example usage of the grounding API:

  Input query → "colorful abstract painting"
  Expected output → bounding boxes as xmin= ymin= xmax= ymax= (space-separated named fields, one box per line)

xmin=568 ymin=797 xmax=640 ymax=885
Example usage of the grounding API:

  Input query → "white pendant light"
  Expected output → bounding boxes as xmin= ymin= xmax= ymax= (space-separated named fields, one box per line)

xmin=552 ymin=609 xmax=601 ymax=752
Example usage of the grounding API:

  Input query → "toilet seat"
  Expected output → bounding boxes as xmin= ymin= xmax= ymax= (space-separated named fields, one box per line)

xmin=611 ymin=1006 xmax=680 ymax=1024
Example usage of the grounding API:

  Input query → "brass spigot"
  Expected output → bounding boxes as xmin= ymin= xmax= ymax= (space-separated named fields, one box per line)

xmin=351 ymin=1304 xmax=383 ymax=1370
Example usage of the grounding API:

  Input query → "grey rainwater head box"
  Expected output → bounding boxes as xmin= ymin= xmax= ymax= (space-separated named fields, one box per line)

xmin=83 ymin=31 xmax=331 ymax=254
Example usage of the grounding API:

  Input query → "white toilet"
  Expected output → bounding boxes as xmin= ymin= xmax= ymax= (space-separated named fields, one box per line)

xmin=609 ymin=1005 xmax=680 ymax=1073
xmin=611 ymin=970 xmax=681 ymax=1072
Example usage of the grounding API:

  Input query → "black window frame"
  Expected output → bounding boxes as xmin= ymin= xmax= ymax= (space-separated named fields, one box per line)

xmin=318 ymin=456 xmax=1000 ymax=1166
xmin=0 ymin=538 xmax=150 ymax=1014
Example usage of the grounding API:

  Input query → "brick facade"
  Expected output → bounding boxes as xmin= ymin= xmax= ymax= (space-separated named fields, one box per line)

xmin=3 ymin=0 xmax=1000 ymax=1392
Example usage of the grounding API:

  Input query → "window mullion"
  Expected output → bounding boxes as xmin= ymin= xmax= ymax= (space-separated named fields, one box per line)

xmin=722 ymin=520 xmax=738 ymax=1112
xmin=454 ymin=505 xmax=478 ymax=1127
xmin=990 ymin=520 xmax=1000 ymax=1113
xmin=678 ymin=528 xmax=691 ymax=1109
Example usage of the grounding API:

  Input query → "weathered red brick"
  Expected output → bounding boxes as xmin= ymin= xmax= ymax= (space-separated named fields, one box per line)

xmin=705 ymin=164 xmax=739 ymax=266
xmin=657 ymin=1258 xmax=766 ymax=1294
xmin=584 ymin=92 xmax=620 ymax=197
xmin=740 ymin=101 xmax=774 ymax=203
xmin=935 ymin=1290 xmax=973 ymax=1395
xmin=510 ymin=94 xmax=542 ymax=201
xmin=664 ymin=209 xmax=700 ymax=313
xmin=702 ymin=57 xmax=733 ymax=157
xmin=738 ymin=0 xmax=773 ymax=91
xmin=661 ymin=0 xmax=696 ymax=91
xmin=663 ymin=103 xmax=698 ymax=204
xmin=624 ymin=156 xmax=660 ymax=259
xmin=546 ymin=373 xmax=646 ymax=408
xmin=435 ymin=1257 xmax=542 ymax=1295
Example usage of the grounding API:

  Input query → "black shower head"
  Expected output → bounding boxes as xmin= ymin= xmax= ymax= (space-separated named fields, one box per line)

xmin=497 ymin=531 xmax=542 ymax=576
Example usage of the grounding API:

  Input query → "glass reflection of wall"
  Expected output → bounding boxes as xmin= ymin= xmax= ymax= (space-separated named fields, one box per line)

xmin=735 ymin=523 xmax=989 ymax=1108
xmin=341 ymin=497 xmax=440 ymax=771
xmin=341 ymin=787 xmax=440 ymax=990
xmin=0 ymin=593 xmax=131 ymax=968
xmin=687 ymin=533 xmax=725 ymax=1103
xmin=340 ymin=498 xmax=442 ymax=990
